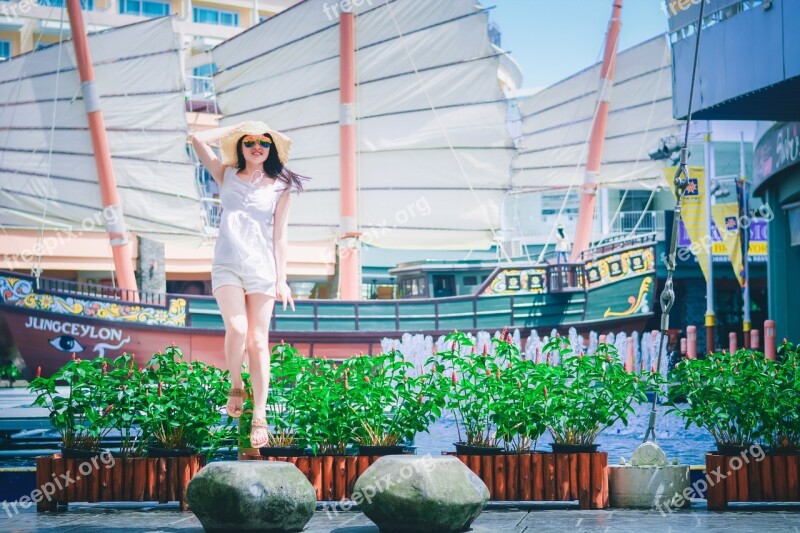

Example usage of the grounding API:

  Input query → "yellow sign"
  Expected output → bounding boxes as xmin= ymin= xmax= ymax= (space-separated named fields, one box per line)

xmin=667 ymin=166 xmax=711 ymax=283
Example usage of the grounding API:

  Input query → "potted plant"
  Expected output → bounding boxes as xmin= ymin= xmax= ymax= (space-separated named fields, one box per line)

xmin=343 ymin=350 xmax=446 ymax=456
xmin=138 ymin=345 xmax=235 ymax=458
xmin=666 ymin=349 xmax=773 ymax=454
xmin=438 ymin=330 xmax=505 ymax=455
xmin=544 ymin=337 xmax=648 ymax=452
xmin=286 ymin=354 xmax=359 ymax=457
xmin=491 ymin=338 xmax=551 ymax=453
xmin=29 ymin=354 xmax=115 ymax=458
xmin=764 ymin=341 xmax=800 ymax=454
xmin=106 ymin=353 xmax=146 ymax=457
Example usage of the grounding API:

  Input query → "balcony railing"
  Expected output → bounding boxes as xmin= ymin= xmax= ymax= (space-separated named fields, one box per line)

xmin=186 ymin=75 xmax=218 ymax=113
xmin=609 ymin=210 xmax=665 ymax=237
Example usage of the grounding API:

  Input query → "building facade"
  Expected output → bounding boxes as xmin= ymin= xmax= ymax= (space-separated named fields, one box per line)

xmin=669 ymin=0 xmax=800 ymax=342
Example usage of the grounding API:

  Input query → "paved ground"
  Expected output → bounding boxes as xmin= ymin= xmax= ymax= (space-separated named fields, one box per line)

xmin=2 ymin=501 xmax=800 ymax=532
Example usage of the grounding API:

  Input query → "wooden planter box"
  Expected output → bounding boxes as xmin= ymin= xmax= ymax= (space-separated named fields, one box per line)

xmin=455 ymin=451 xmax=609 ymax=509
xmin=35 ymin=454 xmax=206 ymax=512
xmin=705 ymin=453 xmax=800 ymax=510
xmin=239 ymin=448 xmax=379 ymax=501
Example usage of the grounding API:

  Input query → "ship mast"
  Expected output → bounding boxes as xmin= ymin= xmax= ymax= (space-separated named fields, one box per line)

xmin=337 ymin=8 xmax=361 ymax=299
xmin=570 ymin=0 xmax=622 ymax=261
xmin=66 ymin=0 xmax=138 ymax=296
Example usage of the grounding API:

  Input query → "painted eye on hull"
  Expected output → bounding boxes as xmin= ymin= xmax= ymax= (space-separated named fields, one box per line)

xmin=49 ymin=335 xmax=85 ymax=353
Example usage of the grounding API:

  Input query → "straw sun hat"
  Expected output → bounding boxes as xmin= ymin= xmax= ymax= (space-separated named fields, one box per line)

xmin=220 ymin=120 xmax=292 ymax=167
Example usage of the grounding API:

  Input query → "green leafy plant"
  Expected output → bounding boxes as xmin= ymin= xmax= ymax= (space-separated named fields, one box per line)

xmin=28 ymin=354 xmax=115 ymax=451
xmin=106 ymin=353 xmax=146 ymax=457
xmin=667 ymin=347 xmax=792 ymax=449
xmin=769 ymin=341 xmax=800 ymax=451
xmin=438 ymin=330 xmax=506 ymax=448
xmin=285 ymin=353 xmax=359 ymax=455
xmin=0 ymin=362 xmax=22 ymax=382
xmin=343 ymin=350 xmax=447 ymax=448
xmin=544 ymin=337 xmax=649 ymax=446
xmin=137 ymin=345 xmax=235 ymax=458
xmin=491 ymin=337 xmax=553 ymax=452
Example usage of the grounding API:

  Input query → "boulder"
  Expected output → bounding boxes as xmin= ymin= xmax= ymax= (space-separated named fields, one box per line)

xmin=352 ymin=455 xmax=488 ymax=533
xmin=186 ymin=461 xmax=315 ymax=532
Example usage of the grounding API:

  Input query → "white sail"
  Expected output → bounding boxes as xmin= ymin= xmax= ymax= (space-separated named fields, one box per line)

xmin=512 ymin=35 xmax=680 ymax=191
xmin=211 ymin=0 xmax=514 ymax=250
xmin=0 ymin=17 xmax=208 ymax=245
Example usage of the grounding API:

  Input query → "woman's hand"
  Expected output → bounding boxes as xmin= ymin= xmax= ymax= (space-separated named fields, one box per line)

xmin=276 ymin=280 xmax=295 ymax=311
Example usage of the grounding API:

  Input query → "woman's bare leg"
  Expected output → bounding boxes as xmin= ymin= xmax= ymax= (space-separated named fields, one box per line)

xmin=245 ymin=292 xmax=275 ymax=446
xmin=214 ymin=285 xmax=248 ymax=414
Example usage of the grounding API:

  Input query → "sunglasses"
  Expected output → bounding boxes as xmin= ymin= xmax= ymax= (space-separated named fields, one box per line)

xmin=242 ymin=136 xmax=272 ymax=149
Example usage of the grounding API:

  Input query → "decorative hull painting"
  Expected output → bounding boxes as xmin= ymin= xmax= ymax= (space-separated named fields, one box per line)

xmin=3 ymin=310 xmax=221 ymax=377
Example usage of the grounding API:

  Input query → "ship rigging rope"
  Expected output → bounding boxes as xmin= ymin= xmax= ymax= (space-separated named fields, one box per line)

xmin=642 ymin=0 xmax=706 ymax=444
xmin=31 ymin=4 xmax=69 ymax=282
xmin=381 ymin=0 xmax=512 ymax=261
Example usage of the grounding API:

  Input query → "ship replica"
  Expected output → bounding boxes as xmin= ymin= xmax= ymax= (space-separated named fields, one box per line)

xmin=0 ymin=0 xmax=670 ymax=376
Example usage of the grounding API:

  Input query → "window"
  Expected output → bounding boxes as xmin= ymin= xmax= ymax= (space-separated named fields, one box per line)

xmin=0 ymin=41 xmax=10 ymax=61
xmin=39 ymin=0 xmax=94 ymax=9
xmin=789 ymin=205 xmax=800 ymax=247
xmin=193 ymin=6 xmax=238 ymax=27
xmin=192 ymin=63 xmax=217 ymax=77
xmin=399 ymin=276 xmax=427 ymax=298
xmin=120 ymin=0 xmax=170 ymax=17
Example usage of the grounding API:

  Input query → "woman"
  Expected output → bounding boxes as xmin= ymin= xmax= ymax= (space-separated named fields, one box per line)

xmin=191 ymin=120 xmax=305 ymax=448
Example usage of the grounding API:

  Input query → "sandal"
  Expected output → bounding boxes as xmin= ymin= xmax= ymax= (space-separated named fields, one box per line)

xmin=250 ymin=417 xmax=270 ymax=448
xmin=226 ymin=387 xmax=245 ymax=418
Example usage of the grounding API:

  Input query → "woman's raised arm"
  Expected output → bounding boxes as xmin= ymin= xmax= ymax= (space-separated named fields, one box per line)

xmin=190 ymin=123 xmax=241 ymax=185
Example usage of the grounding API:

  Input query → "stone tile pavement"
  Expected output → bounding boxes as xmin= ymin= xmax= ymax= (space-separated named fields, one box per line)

xmin=2 ymin=501 xmax=800 ymax=532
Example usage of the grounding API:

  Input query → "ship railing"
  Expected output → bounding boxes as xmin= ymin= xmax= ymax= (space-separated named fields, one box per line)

xmin=545 ymin=263 xmax=586 ymax=293
xmin=579 ymin=232 xmax=658 ymax=262
xmin=34 ymin=276 xmax=167 ymax=307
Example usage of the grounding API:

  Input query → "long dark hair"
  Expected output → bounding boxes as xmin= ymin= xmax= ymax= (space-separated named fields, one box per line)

xmin=235 ymin=134 xmax=308 ymax=192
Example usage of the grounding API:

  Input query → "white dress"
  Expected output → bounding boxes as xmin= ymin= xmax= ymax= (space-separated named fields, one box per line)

xmin=211 ymin=167 xmax=288 ymax=296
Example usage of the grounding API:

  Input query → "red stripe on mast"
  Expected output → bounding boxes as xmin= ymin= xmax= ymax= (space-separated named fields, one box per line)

xmin=570 ymin=0 xmax=622 ymax=261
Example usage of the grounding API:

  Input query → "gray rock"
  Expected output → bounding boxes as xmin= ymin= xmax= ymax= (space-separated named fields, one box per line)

xmin=186 ymin=461 xmax=315 ymax=532
xmin=352 ymin=455 xmax=489 ymax=533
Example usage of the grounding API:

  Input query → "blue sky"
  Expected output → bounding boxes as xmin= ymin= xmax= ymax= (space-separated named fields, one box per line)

xmin=490 ymin=0 xmax=670 ymax=89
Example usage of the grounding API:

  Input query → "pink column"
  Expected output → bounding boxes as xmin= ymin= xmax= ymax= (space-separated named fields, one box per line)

xmin=750 ymin=329 xmax=760 ymax=350
xmin=67 ymin=0 xmax=138 ymax=297
xmin=686 ymin=326 xmax=697 ymax=359
xmin=680 ymin=338 xmax=687 ymax=356
xmin=728 ymin=332 xmax=737 ymax=354
xmin=570 ymin=0 xmax=623 ymax=260
xmin=626 ymin=338 xmax=634 ymax=372
xmin=337 ymin=10 xmax=361 ymax=300
xmin=764 ymin=320 xmax=776 ymax=360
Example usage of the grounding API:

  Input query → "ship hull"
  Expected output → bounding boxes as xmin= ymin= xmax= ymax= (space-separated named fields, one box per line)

xmin=1 ymin=304 xmax=650 ymax=378
xmin=1 ymin=237 xmax=659 ymax=377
